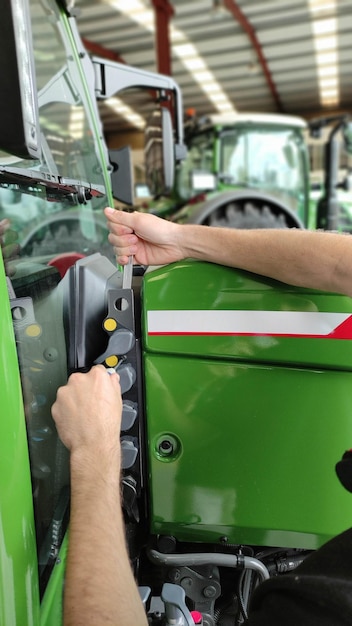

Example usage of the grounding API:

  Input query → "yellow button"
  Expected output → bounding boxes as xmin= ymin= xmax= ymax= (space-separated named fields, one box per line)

xmin=25 ymin=324 xmax=42 ymax=338
xmin=104 ymin=318 xmax=117 ymax=332
xmin=105 ymin=355 xmax=118 ymax=367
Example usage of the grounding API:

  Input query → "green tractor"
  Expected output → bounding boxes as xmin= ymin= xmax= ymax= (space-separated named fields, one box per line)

xmin=145 ymin=111 xmax=310 ymax=229
xmin=146 ymin=111 xmax=352 ymax=233
xmin=2 ymin=1 xmax=352 ymax=625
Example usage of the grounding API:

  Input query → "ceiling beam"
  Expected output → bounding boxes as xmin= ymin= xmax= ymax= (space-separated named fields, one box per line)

xmin=82 ymin=38 xmax=126 ymax=64
xmin=151 ymin=0 xmax=174 ymax=76
xmin=222 ymin=0 xmax=283 ymax=112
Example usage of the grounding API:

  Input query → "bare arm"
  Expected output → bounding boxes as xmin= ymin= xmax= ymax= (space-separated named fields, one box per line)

xmin=105 ymin=207 xmax=352 ymax=298
xmin=51 ymin=365 xmax=147 ymax=626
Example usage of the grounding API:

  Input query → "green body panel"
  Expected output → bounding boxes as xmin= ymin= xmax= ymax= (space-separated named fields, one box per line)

xmin=143 ymin=261 xmax=352 ymax=370
xmin=142 ymin=261 xmax=352 ymax=549
xmin=0 ymin=257 xmax=40 ymax=625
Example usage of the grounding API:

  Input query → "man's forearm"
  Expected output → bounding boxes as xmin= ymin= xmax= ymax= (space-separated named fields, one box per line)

xmin=179 ymin=226 xmax=352 ymax=297
xmin=64 ymin=449 xmax=148 ymax=626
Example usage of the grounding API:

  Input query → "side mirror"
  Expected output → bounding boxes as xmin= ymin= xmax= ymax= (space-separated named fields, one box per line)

xmin=343 ymin=122 xmax=352 ymax=156
xmin=145 ymin=106 xmax=176 ymax=197
xmin=161 ymin=107 xmax=175 ymax=193
xmin=342 ymin=174 xmax=352 ymax=192
xmin=0 ymin=0 xmax=41 ymax=159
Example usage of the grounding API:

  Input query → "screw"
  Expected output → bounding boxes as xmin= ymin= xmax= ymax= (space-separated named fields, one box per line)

xmin=203 ymin=585 xmax=217 ymax=598
xmin=158 ymin=439 xmax=174 ymax=456
xmin=168 ymin=568 xmax=181 ymax=582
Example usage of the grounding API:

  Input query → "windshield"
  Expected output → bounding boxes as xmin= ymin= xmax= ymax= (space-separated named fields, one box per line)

xmin=0 ymin=0 xmax=113 ymax=265
xmin=0 ymin=0 xmax=113 ymax=597
xmin=220 ymin=126 xmax=306 ymax=213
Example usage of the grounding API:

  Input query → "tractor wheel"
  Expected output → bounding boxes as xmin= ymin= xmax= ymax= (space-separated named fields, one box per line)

xmin=203 ymin=198 xmax=294 ymax=229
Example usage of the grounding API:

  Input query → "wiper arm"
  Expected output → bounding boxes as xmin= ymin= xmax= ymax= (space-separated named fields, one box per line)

xmin=0 ymin=165 xmax=105 ymax=204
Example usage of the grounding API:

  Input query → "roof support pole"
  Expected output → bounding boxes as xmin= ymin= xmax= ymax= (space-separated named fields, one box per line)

xmin=151 ymin=0 xmax=174 ymax=76
xmin=222 ymin=0 xmax=283 ymax=112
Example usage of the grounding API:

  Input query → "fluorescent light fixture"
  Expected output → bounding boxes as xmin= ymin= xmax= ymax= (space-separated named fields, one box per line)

xmin=105 ymin=0 xmax=154 ymax=31
xmin=316 ymin=51 xmax=338 ymax=65
xmin=314 ymin=35 xmax=337 ymax=51
xmin=69 ymin=107 xmax=85 ymax=139
xmin=105 ymin=97 xmax=146 ymax=129
xmin=104 ymin=0 xmax=236 ymax=116
xmin=309 ymin=0 xmax=336 ymax=13
xmin=210 ymin=92 xmax=230 ymax=103
xmin=308 ymin=0 xmax=339 ymax=108
xmin=183 ymin=57 xmax=207 ymax=71
xmin=216 ymin=102 xmax=236 ymax=113
xmin=193 ymin=70 xmax=216 ymax=84
xmin=202 ymin=83 xmax=223 ymax=94
xmin=319 ymin=77 xmax=338 ymax=88
xmin=312 ymin=17 xmax=336 ymax=35
xmin=317 ymin=64 xmax=338 ymax=78
xmin=321 ymin=88 xmax=338 ymax=98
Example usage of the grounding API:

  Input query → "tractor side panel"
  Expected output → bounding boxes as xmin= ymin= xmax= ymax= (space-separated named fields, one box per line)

xmin=0 ymin=258 xmax=40 ymax=625
xmin=142 ymin=261 xmax=352 ymax=549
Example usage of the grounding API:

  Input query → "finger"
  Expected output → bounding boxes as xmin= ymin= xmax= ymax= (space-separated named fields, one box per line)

xmin=104 ymin=207 xmax=135 ymax=232
xmin=107 ymin=221 xmax=134 ymax=236
xmin=93 ymin=364 xmax=120 ymax=383
xmin=114 ymin=253 xmax=130 ymax=265
xmin=108 ymin=233 xmax=137 ymax=256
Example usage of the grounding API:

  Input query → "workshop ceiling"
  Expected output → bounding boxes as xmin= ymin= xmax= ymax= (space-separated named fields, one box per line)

xmin=74 ymin=0 xmax=352 ymax=136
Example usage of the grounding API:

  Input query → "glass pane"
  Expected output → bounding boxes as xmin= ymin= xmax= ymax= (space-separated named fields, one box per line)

xmin=220 ymin=127 xmax=306 ymax=213
xmin=0 ymin=0 xmax=113 ymax=266
xmin=0 ymin=0 xmax=113 ymax=596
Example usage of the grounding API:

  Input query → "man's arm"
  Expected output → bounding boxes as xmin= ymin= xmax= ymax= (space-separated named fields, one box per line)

xmin=51 ymin=365 xmax=148 ymax=626
xmin=105 ymin=207 xmax=352 ymax=298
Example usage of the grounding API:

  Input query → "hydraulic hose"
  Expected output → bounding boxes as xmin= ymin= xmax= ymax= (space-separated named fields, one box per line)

xmin=147 ymin=548 xmax=270 ymax=582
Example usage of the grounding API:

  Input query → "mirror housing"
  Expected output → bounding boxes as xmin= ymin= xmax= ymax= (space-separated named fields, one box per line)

xmin=0 ymin=0 xmax=41 ymax=159
xmin=109 ymin=146 xmax=134 ymax=205
xmin=161 ymin=107 xmax=175 ymax=193
xmin=343 ymin=121 xmax=352 ymax=156
xmin=145 ymin=107 xmax=176 ymax=196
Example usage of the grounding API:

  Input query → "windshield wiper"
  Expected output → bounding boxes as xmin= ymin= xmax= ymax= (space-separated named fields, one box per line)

xmin=0 ymin=165 xmax=105 ymax=204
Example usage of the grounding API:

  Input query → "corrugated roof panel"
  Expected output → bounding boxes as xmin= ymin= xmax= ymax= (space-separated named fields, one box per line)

xmin=75 ymin=0 xmax=352 ymax=134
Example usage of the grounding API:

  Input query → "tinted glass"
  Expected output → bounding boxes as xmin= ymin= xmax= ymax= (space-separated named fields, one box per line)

xmin=220 ymin=127 xmax=306 ymax=213
xmin=1 ymin=0 xmax=112 ymax=595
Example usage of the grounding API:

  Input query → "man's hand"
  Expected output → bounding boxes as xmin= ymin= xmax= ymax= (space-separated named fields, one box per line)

xmin=51 ymin=365 xmax=122 ymax=457
xmin=53 ymin=365 xmax=148 ymax=626
xmin=104 ymin=207 xmax=185 ymax=267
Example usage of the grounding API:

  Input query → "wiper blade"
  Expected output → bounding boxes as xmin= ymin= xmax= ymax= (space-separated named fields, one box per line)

xmin=0 ymin=165 xmax=105 ymax=204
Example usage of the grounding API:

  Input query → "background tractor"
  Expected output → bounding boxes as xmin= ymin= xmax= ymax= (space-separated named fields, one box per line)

xmin=145 ymin=110 xmax=352 ymax=233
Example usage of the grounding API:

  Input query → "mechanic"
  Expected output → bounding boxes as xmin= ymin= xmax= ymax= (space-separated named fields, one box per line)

xmin=51 ymin=209 xmax=352 ymax=625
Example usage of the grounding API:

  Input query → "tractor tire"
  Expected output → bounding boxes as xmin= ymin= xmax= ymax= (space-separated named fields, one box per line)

xmin=205 ymin=199 xmax=290 ymax=229
xmin=179 ymin=190 xmax=305 ymax=230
